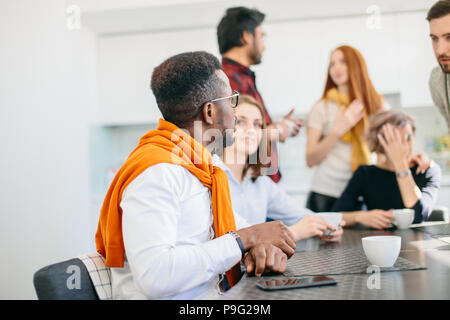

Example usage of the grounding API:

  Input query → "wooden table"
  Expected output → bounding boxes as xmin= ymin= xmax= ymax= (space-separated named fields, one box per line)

xmin=221 ymin=225 xmax=450 ymax=299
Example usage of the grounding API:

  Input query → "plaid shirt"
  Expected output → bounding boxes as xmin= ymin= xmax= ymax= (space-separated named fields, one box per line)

xmin=78 ymin=252 xmax=112 ymax=300
xmin=222 ymin=57 xmax=281 ymax=183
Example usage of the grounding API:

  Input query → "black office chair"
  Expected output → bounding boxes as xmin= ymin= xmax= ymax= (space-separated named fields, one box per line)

xmin=33 ymin=253 xmax=110 ymax=300
xmin=428 ymin=206 xmax=449 ymax=222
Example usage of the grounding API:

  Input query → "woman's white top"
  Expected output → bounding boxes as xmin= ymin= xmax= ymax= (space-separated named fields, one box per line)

xmin=213 ymin=155 xmax=313 ymax=226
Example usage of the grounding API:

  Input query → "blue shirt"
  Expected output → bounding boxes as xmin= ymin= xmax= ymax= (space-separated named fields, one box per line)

xmin=213 ymin=155 xmax=313 ymax=226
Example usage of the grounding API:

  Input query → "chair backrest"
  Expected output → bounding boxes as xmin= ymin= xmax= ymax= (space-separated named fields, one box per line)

xmin=33 ymin=257 xmax=99 ymax=300
xmin=428 ymin=206 xmax=450 ymax=222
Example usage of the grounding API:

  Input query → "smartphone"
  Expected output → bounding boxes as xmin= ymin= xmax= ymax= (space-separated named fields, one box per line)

xmin=256 ymin=276 xmax=337 ymax=291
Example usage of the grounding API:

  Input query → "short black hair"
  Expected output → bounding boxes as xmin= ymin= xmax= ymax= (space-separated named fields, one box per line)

xmin=427 ymin=0 xmax=450 ymax=21
xmin=150 ymin=51 xmax=224 ymax=127
xmin=217 ymin=7 xmax=265 ymax=55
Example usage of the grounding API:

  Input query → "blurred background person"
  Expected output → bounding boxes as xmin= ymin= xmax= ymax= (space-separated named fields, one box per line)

xmin=428 ymin=0 xmax=450 ymax=133
xmin=305 ymin=45 xmax=387 ymax=212
xmin=217 ymin=6 xmax=304 ymax=183
xmin=332 ymin=110 xmax=441 ymax=229
xmin=217 ymin=94 xmax=344 ymax=242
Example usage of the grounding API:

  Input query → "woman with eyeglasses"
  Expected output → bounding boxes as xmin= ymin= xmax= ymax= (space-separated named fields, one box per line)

xmin=305 ymin=45 xmax=431 ymax=213
xmin=332 ymin=110 xmax=441 ymax=229
xmin=214 ymin=94 xmax=345 ymax=242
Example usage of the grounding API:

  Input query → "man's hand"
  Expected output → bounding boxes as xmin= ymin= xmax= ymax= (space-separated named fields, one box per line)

xmin=283 ymin=108 xmax=304 ymax=138
xmin=268 ymin=109 xmax=304 ymax=143
xmin=243 ymin=243 xmax=288 ymax=277
xmin=356 ymin=210 xmax=394 ymax=230
xmin=237 ymin=220 xmax=296 ymax=257
xmin=269 ymin=122 xmax=289 ymax=143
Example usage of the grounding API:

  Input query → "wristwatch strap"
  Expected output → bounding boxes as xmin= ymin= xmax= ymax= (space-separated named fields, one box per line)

xmin=396 ymin=170 xmax=411 ymax=178
xmin=227 ymin=231 xmax=245 ymax=259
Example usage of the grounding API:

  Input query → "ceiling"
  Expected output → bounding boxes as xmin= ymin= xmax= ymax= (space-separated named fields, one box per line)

xmin=74 ymin=0 xmax=436 ymax=36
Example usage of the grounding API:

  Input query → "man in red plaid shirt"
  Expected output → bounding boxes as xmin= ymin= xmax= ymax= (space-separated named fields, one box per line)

xmin=217 ymin=7 xmax=304 ymax=183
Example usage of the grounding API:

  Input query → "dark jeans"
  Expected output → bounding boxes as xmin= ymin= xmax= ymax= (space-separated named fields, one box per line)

xmin=306 ymin=191 xmax=338 ymax=213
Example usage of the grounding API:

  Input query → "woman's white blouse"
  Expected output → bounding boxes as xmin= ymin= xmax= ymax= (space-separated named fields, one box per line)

xmin=213 ymin=155 xmax=313 ymax=226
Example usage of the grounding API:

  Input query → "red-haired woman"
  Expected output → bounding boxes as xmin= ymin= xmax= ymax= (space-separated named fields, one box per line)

xmin=305 ymin=45 xmax=430 ymax=212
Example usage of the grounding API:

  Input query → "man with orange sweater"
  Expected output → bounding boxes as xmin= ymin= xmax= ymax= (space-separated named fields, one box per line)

xmin=95 ymin=51 xmax=296 ymax=299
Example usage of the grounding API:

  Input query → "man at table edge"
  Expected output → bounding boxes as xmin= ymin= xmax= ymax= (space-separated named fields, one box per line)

xmin=95 ymin=51 xmax=297 ymax=300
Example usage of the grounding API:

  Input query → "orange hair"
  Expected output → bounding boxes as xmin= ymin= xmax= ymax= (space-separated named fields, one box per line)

xmin=322 ymin=45 xmax=383 ymax=115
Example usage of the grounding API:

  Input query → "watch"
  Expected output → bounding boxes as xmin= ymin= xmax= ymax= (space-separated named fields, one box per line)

xmin=227 ymin=231 xmax=245 ymax=259
xmin=396 ymin=170 xmax=411 ymax=178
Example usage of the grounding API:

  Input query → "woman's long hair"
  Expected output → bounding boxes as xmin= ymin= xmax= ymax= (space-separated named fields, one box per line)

xmin=322 ymin=45 xmax=383 ymax=115
xmin=234 ymin=94 xmax=271 ymax=180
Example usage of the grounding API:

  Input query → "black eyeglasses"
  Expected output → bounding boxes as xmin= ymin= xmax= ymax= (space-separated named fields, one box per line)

xmin=193 ymin=90 xmax=240 ymax=118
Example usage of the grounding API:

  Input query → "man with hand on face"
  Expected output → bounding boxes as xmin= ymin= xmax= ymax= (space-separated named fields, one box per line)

xmin=429 ymin=0 xmax=450 ymax=133
xmin=217 ymin=7 xmax=304 ymax=183
xmin=95 ymin=51 xmax=296 ymax=300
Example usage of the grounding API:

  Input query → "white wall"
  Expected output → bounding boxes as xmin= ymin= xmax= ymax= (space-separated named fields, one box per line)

xmin=96 ymin=10 xmax=436 ymax=125
xmin=98 ymin=28 xmax=219 ymax=125
xmin=0 ymin=0 xmax=98 ymax=299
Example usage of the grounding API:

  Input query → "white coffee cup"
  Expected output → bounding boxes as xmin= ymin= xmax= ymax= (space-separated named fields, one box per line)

xmin=316 ymin=212 xmax=342 ymax=236
xmin=393 ymin=209 xmax=415 ymax=229
xmin=362 ymin=236 xmax=401 ymax=267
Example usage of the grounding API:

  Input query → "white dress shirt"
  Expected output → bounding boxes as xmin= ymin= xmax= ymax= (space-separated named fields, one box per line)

xmin=110 ymin=159 xmax=249 ymax=300
xmin=213 ymin=155 xmax=313 ymax=226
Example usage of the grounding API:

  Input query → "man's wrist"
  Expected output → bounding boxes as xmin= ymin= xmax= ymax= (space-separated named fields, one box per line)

xmin=267 ymin=124 xmax=281 ymax=142
xmin=275 ymin=123 xmax=285 ymax=136
xmin=227 ymin=231 xmax=245 ymax=258
xmin=236 ymin=228 xmax=255 ymax=251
